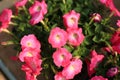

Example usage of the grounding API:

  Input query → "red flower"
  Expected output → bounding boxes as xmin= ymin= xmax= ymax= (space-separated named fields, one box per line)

xmin=0 ymin=9 xmax=12 ymax=32
xmin=63 ymin=10 xmax=80 ymax=29
xmin=48 ymin=27 xmax=68 ymax=48
xmin=67 ymin=28 xmax=85 ymax=46
xmin=52 ymin=48 xmax=72 ymax=67
xmin=91 ymin=76 xmax=108 ymax=80
xmin=91 ymin=13 xmax=102 ymax=22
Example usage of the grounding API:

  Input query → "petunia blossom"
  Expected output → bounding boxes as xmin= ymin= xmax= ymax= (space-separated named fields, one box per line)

xmin=29 ymin=0 xmax=47 ymax=25
xmin=63 ymin=10 xmax=80 ymax=29
xmin=48 ymin=27 xmax=68 ymax=48
xmin=106 ymin=67 xmax=118 ymax=77
xmin=62 ymin=58 xmax=82 ymax=79
xmin=21 ymin=57 xmax=42 ymax=80
xmin=52 ymin=48 xmax=72 ymax=67
xmin=0 ymin=9 xmax=12 ymax=32
xmin=15 ymin=0 xmax=28 ymax=8
xmin=18 ymin=48 xmax=40 ymax=62
xmin=67 ymin=28 xmax=85 ymax=46
xmin=91 ymin=76 xmax=108 ymax=80
xmin=20 ymin=34 xmax=41 ymax=50
xmin=86 ymin=50 xmax=104 ymax=77
xmin=54 ymin=72 xmax=68 ymax=80
xmin=91 ymin=13 xmax=102 ymax=22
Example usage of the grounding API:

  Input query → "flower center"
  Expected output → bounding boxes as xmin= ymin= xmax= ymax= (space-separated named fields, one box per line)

xmin=27 ymin=42 xmax=32 ymax=47
xmin=55 ymin=34 xmax=61 ymax=41
xmin=60 ymin=54 xmax=64 ymax=60
xmin=37 ymin=6 xmax=41 ymax=12
xmin=69 ymin=65 xmax=75 ymax=71
xmin=70 ymin=17 xmax=76 ymax=24
xmin=27 ymin=52 xmax=33 ymax=57
xmin=73 ymin=33 xmax=78 ymax=39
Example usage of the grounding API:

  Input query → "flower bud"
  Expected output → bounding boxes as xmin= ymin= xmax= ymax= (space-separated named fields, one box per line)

xmin=106 ymin=67 xmax=118 ymax=77
xmin=92 ymin=13 xmax=102 ymax=22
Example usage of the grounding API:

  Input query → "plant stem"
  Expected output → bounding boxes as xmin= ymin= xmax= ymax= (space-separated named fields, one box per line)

xmin=40 ymin=20 xmax=49 ymax=32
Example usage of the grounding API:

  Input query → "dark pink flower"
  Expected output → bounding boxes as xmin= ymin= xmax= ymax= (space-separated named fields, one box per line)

xmin=19 ymin=48 xmax=40 ymax=62
xmin=110 ymin=31 xmax=120 ymax=53
xmin=106 ymin=67 xmax=118 ymax=77
xmin=86 ymin=50 xmax=104 ymax=77
xmin=52 ymin=48 xmax=72 ymax=67
xmin=100 ymin=0 xmax=120 ymax=17
xmin=92 ymin=13 xmax=102 ymax=22
xmin=48 ymin=27 xmax=68 ymax=48
xmin=63 ymin=10 xmax=80 ymax=29
xmin=91 ymin=76 xmax=108 ymax=80
xmin=117 ymin=20 xmax=120 ymax=27
xmin=67 ymin=28 xmax=85 ymax=46
xmin=15 ymin=0 xmax=28 ymax=8
xmin=21 ymin=57 xmax=42 ymax=79
xmin=29 ymin=0 xmax=47 ymax=25
xmin=0 ymin=9 xmax=12 ymax=32
xmin=20 ymin=34 xmax=41 ymax=50
xmin=62 ymin=58 xmax=82 ymax=79
xmin=54 ymin=72 xmax=68 ymax=80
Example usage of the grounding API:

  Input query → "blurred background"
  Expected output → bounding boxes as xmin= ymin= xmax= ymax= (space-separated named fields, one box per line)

xmin=0 ymin=0 xmax=120 ymax=80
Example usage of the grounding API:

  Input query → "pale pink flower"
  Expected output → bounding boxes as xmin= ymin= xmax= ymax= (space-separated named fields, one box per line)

xmin=106 ymin=67 xmax=118 ymax=77
xmin=67 ymin=28 xmax=85 ymax=46
xmin=86 ymin=50 xmax=104 ymax=77
xmin=91 ymin=76 xmax=108 ymax=80
xmin=29 ymin=0 xmax=47 ymax=15
xmin=0 ymin=9 xmax=12 ymax=32
xmin=63 ymin=10 xmax=80 ymax=29
xmin=52 ymin=48 xmax=72 ymax=67
xmin=15 ymin=0 xmax=28 ymax=8
xmin=19 ymin=48 xmax=40 ymax=62
xmin=62 ymin=58 xmax=82 ymax=79
xmin=20 ymin=34 xmax=41 ymax=50
xmin=92 ymin=13 xmax=102 ymax=22
xmin=48 ymin=27 xmax=68 ymax=48
xmin=54 ymin=72 xmax=68 ymax=80
xmin=29 ymin=0 xmax=47 ymax=25
xmin=117 ymin=20 xmax=120 ymax=27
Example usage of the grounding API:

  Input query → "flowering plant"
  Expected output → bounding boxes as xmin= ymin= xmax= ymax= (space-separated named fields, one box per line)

xmin=0 ymin=0 xmax=120 ymax=80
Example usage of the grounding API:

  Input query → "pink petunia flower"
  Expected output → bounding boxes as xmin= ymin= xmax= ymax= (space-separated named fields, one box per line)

xmin=117 ymin=20 xmax=120 ymax=27
xmin=48 ymin=27 xmax=68 ymax=48
xmin=0 ymin=9 xmax=12 ymax=32
xmin=29 ymin=12 xmax=44 ymax=25
xmin=63 ymin=10 xmax=80 ymax=29
xmin=62 ymin=58 xmax=82 ymax=79
xmin=106 ymin=67 xmax=118 ymax=77
xmin=86 ymin=50 xmax=104 ymax=77
xmin=52 ymin=48 xmax=72 ymax=67
xmin=91 ymin=76 xmax=108 ymax=80
xmin=29 ymin=0 xmax=47 ymax=25
xmin=91 ymin=13 xmax=102 ymax=22
xmin=67 ymin=28 xmax=85 ymax=46
xmin=100 ymin=0 xmax=120 ymax=17
xmin=19 ymin=48 xmax=41 ymax=62
xmin=21 ymin=57 xmax=42 ymax=79
xmin=29 ymin=0 xmax=47 ymax=16
xmin=54 ymin=72 xmax=68 ymax=80
xmin=15 ymin=0 xmax=28 ymax=8
xmin=20 ymin=34 xmax=41 ymax=50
